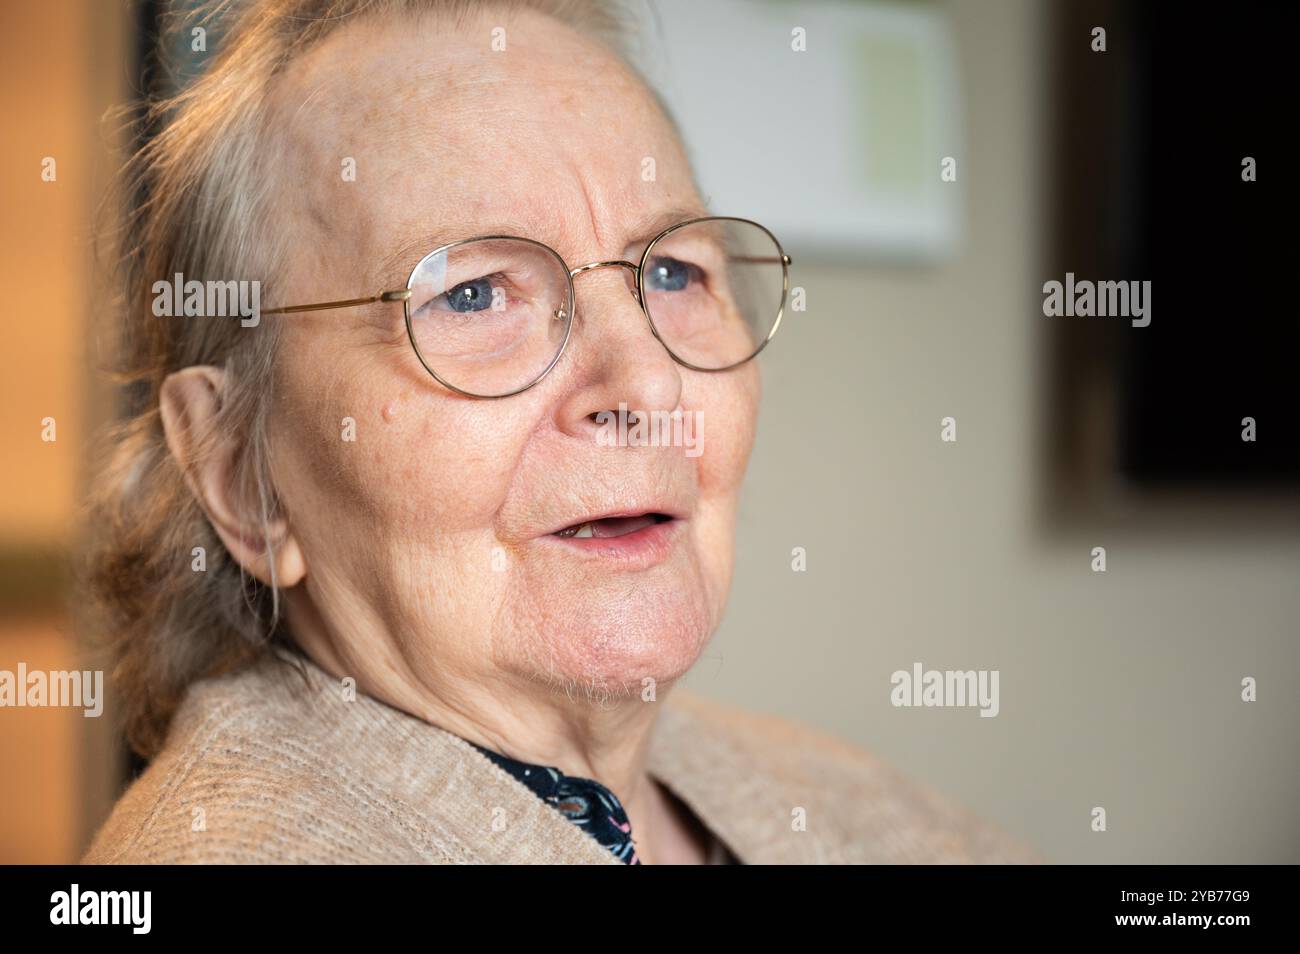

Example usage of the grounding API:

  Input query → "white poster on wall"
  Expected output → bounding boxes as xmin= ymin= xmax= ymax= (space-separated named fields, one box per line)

xmin=630 ymin=0 xmax=964 ymax=261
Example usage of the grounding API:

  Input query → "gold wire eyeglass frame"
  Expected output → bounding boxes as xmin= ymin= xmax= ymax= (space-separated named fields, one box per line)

xmin=262 ymin=214 xmax=792 ymax=399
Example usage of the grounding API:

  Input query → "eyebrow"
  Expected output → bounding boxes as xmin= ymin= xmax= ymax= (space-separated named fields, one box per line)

xmin=372 ymin=202 xmax=712 ymax=287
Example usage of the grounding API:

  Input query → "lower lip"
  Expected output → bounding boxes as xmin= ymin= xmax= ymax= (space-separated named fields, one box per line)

xmin=540 ymin=518 xmax=683 ymax=567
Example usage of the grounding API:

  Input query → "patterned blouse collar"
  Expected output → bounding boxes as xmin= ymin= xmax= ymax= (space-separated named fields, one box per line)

xmin=469 ymin=741 xmax=642 ymax=864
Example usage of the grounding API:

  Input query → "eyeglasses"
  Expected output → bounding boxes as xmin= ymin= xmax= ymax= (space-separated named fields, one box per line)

xmin=263 ymin=215 xmax=791 ymax=398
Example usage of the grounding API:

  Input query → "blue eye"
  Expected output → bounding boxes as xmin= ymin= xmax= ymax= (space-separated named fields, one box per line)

xmin=443 ymin=277 xmax=495 ymax=312
xmin=645 ymin=256 xmax=697 ymax=292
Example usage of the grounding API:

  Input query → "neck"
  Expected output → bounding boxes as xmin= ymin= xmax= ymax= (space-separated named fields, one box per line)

xmin=284 ymin=606 xmax=689 ymax=863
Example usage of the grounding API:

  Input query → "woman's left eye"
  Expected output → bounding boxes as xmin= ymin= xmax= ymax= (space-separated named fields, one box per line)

xmin=645 ymin=256 xmax=702 ymax=292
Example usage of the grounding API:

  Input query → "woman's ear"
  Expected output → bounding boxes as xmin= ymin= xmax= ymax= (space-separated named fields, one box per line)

xmin=159 ymin=366 xmax=306 ymax=588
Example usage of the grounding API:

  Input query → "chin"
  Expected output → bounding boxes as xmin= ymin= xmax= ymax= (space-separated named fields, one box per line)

xmin=510 ymin=583 xmax=717 ymax=698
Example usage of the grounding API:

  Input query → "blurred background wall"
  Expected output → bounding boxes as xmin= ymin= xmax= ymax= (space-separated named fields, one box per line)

xmin=0 ymin=0 xmax=128 ymax=862
xmin=695 ymin=0 xmax=1300 ymax=864
xmin=1 ymin=0 xmax=1295 ymax=864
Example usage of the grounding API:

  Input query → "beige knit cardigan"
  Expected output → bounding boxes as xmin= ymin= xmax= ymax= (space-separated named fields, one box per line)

xmin=82 ymin=650 xmax=1036 ymax=864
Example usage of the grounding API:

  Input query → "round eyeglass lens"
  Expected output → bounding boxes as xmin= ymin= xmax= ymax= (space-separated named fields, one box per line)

xmin=640 ymin=217 xmax=787 ymax=370
xmin=405 ymin=237 xmax=573 ymax=397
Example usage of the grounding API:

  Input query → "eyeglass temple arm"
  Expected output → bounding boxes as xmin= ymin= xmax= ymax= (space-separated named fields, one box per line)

xmin=262 ymin=288 xmax=412 ymax=316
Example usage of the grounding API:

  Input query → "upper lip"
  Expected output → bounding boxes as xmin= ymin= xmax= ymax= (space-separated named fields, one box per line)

xmin=542 ymin=507 xmax=685 ymax=537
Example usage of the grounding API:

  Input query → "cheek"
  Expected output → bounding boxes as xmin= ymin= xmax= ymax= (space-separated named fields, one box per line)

xmin=696 ymin=364 xmax=759 ymax=496
xmin=363 ymin=401 xmax=539 ymax=541
xmin=686 ymin=367 xmax=757 ymax=596
xmin=268 ymin=348 xmax=533 ymax=544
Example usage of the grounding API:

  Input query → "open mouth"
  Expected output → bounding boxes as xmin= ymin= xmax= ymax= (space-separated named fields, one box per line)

xmin=551 ymin=513 xmax=673 ymax=540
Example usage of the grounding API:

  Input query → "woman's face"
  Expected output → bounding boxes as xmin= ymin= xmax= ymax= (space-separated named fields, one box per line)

xmin=264 ymin=10 xmax=759 ymax=696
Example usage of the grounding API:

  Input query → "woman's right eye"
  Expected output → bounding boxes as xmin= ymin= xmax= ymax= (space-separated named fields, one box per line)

xmin=439 ymin=276 xmax=497 ymax=313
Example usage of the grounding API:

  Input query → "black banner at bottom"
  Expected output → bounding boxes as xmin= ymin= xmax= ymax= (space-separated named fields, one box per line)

xmin=0 ymin=863 xmax=1287 ymax=940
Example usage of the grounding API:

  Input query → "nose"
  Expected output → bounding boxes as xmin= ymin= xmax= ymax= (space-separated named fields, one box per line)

xmin=553 ymin=259 xmax=684 ymax=441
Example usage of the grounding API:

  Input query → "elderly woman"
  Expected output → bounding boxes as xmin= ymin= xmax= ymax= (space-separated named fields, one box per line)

xmin=82 ymin=0 xmax=1031 ymax=865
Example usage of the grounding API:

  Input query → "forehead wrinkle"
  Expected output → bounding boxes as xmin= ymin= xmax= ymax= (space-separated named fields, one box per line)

xmin=368 ymin=104 xmax=705 ymax=284
xmin=371 ymin=197 xmax=713 ymax=292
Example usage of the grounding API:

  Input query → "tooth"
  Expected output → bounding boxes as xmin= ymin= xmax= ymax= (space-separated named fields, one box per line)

xmin=574 ymin=523 xmax=593 ymax=538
